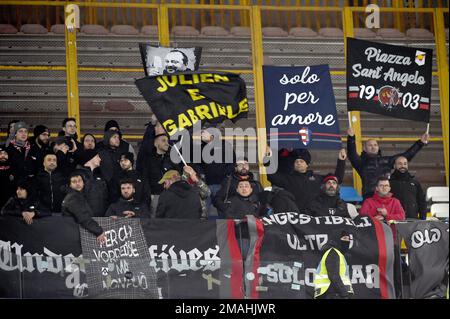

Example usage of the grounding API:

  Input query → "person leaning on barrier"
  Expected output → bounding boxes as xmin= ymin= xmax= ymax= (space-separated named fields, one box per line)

xmin=105 ymin=179 xmax=150 ymax=219
xmin=61 ymin=172 xmax=106 ymax=244
xmin=347 ymin=126 xmax=428 ymax=199
xmin=264 ymin=146 xmax=347 ymax=213
xmin=314 ymin=230 xmax=354 ymax=299
xmin=224 ymin=179 xmax=261 ymax=220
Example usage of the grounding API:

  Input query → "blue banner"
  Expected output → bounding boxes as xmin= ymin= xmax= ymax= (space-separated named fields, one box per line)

xmin=263 ymin=65 xmax=341 ymax=149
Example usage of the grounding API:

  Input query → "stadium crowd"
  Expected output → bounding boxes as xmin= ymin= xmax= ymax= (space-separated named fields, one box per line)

xmin=0 ymin=117 xmax=429 ymax=243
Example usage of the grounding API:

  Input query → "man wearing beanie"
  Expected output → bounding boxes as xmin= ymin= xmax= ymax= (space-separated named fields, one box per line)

xmin=264 ymin=146 xmax=347 ymax=212
xmin=110 ymin=152 xmax=151 ymax=211
xmin=307 ymin=174 xmax=350 ymax=218
xmin=75 ymin=149 xmax=109 ymax=217
xmin=97 ymin=120 xmax=136 ymax=164
xmin=6 ymin=121 xmax=32 ymax=183
xmin=0 ymin=146 xmax=15 ymax=208
xmin=26 ymin=124 xmax=51 ymax=176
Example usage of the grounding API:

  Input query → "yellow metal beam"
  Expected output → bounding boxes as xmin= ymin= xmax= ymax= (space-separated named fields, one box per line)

xmin=250 ymin=5 xmax=269 ymax=188
xmin=64 ymin=5 xmax=81 ymax=139
xmin=433 ymin=8 xmax=449 ymax=186
xmin=158 ymin=4 xmax=170 ymax=47
xmin=343 ymin=6 xmax=363 ymax=195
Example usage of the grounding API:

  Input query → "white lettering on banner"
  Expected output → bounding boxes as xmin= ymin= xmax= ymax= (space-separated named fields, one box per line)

xmin=271 ymin=112 xmax=335 ymax=127
xmin=283 ymin=92 xmax=319 ymax=111
xmin=148 ymin=244 xmax=220 ymax=273
xmin=365 ymin=47 xmax=412 ymax=65
xmin=352 ymin=64 xmax=383 ymax=79
xmin=279 ymin=67 xmax=321 ymax=85
xmin=287 ymin=234 xmax=328 ymax=251
xmin=411 ymin=228 xmax=442 ymax=249
xmin=383 ymin=68 xmax=426 ymax=87
xmin=92 ymin=241 xmax=139 ymax=263
xmin=262 ymin=213 xmax=373 ymax=228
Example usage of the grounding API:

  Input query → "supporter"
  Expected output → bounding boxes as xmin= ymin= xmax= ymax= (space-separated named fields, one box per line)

xmin=307 ymin=174 xmax=350 ymax=218
xmin=82 ymin=133 xmax=97 ymax=151
xmin=34 ymin=153 xmax=66 ymax=215
xmin=224 ymin=180 xmax=261 ymax=219
xmin=181 ymin=165 xmax=211 ymax=219
xmin=360 ymin=177 xmax=405 ymax=221
xmin=0 ymin=146 xmax=15 ymax=208
xmin=97 ymin=120 xmax=136 ymax=161
xmin=213 ymin=157 xmax=263 ymax=218
xmin=347 ymin=127 xmax=428 ymax=199
xmin=60 ymin=117 xmax=82 ymax=172
xmin=6 ymin=121 xmax=32 ymax=182
xmin=4 ymin=120 xmax=19 ymax=147
xmin=76 ymin=149 xmax=109 ymax=217
xmin=1 ymin=180 xmax=50 ymax=224
xmin=258 ymin=187 xmax=299 ymax=216
xmin=313 ymin=230 xmax=354 ymax=299
xmin=389 ymin=156 xmax=427 ymax=220
xmin=27 ymin=124 xmax=51 ymax=177
xmin=51 ymin=136 xmax=72 ymax=177
xmin=61 ymin=172 xmax=106 ymax=243
xmin=155 ymin=170 xmax=202 ymax=219
xmin=98 ymin=130 xmax=122 ymax=183
xmin=110 ymin=152 xmax=151 ymax=210
xmin=105 ymin=179 xmax=150 ymax=218
xmin=264 ymin=147 xmax=347 ymax=213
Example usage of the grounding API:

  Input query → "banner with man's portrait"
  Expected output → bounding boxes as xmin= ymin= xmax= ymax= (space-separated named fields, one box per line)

xmin=139 ymin=44 xmax=202 ymax=76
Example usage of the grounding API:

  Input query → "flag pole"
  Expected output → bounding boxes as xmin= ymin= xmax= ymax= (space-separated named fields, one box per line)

xmin=348 ymin=112 xmax=352 ymax=128
xmin=172 ymin=136 xmax=187 ymax=167
xmin=426 ymin=123 xmax=430 ymax=135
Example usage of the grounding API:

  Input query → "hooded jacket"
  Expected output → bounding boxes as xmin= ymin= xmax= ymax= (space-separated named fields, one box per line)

xmin=76 ymin=166 xmax=109 ymax=217
xmin=389 ymin=170 xmax=427 ymax=219
xmin=213 ymin=172 xmax=264 ymax=217
xmin=61 ymin=188 xmax=103 ymax=236
xmin=98 ymin=130 xmax=123 ymax=183
xmin=360 ymin=192 xmax=405 ymax=221
xmin=156 ymin=180 xmax=202 ymax=219
xmin=347 ymin=135 xmax=425 ymax=197
xmin=105 ymin=197 xmax=151 ymax=218
xmin=110 ymin=169 xmax=151 ymax=209
xmin=308 ymin=191 xmax=350 ymax=218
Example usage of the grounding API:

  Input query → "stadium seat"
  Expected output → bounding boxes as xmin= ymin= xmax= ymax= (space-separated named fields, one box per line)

xmin=0 ymin=24 xmax=18 ymax=34
xmin=430 ymin=203 xmax=449 ymax=219
xmin=347 ymin=203 xmax=359 ymax=219
xmin=354 ymin=28 xmax=377 ymax=38
xmin=79 ymin=99 xmax=103 ymax=112
xmin=171 ymin=26 xmax=200 ymax=37
xmin=80 ymin=24 xmax=109 ymax=35
xmin=201 ymin=26 xmax=230 ymax=36
xmin=20 ymin=24 xmax=48 ymax=34
xmin=230 ymin=26 xmax=250 ymax=37
xmin=105 ymin=99 xmax=135 ymax=112
xmin=111 ymin=25 xmax=139 ymax=35
xmin=50 ymin=24 xmax=66 ymax=34
xmin=377 ymin=28 xmax=405 ymax=39
xmin=426 ymin=187 xmax=449 ymax=202
xmin=289 ymin=27 xmax=317 ymax=37
xmin=406 ymin=28 xmax=434 ymax=39
xmin=141 ymin=25 xmax=158 ymax=36
xmin=318 ymin=27 xmax=343 ymax=38
xmin=262 ymin=27 xmax=288 ymax=37
xmin=340 ymin=186 xmax=363 ymax=203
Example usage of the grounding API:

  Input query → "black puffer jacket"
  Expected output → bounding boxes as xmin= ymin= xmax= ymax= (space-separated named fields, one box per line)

xmin=1 ymin=196 xmax=43 ymax=217
xmin=347 ymin=135 xmax=425 ymax=197
xmin=110 ymin=170 xmax=151 ymax=209
xmin=389 ymin=170 xmax=427 ymax=219
xmin=307 ymin=192 xmax=350 ymax=218
xmin=34 ymin=169 xmax=66 ymax=214
xmin=213 ymin=172 xmax=263 ymax=217
xmin=98 ymin=131 xmax=123 ymax=183
xmin=156 ymin=181 xmax=202 ymax=219
xmin=105 ymin=197 xmax=151 ymax=218
xmin=77 ymin=166 xmax=109 ymax=217
xmin=224 ymin=192 xmax=260 ymax=220
xmin=267 ymin=159 xmax=345 ymax=212
xmin=61 ymin=188 xmax=103 ymax=236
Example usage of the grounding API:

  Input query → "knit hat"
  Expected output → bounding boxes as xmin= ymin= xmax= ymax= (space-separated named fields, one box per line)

xmin=292 ymin=149 xmax=311 ymax=165
xmin=12 ymin=121 xmax=28 ymax=136
xmin=33 ymin=125 xmax=49 ymax=140
xmin=322 ymin=174 xmax=338 ymax=184
xmin=120 ymin=152 xmax=134 ymax=165
xmin=104 ymin=120 xmax=120 ymax=132
xmin=79 ymin=149 xmax=99 ymax=165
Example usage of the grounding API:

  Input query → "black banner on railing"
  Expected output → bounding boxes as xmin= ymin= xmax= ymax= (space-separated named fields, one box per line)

xmin=347 ymin=38 xmax=432 ymax=123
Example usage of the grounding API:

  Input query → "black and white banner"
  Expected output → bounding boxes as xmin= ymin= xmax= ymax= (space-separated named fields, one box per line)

xmin=396 ymin=220 xmax=449 ymax=299
xmin=347 ymin=38 xmax=432 ymax=123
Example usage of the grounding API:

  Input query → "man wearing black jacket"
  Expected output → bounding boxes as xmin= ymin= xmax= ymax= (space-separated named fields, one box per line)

xmin=224 ymin=180 xmax=261 ymax=219
xmin=34 ymin=153 xmax=66 ymax=214
xmin=26 ymin=125 xmax=51 ymax=177
xmin=156 ymin=170 xmax=202 ymax=219
xmin=264 ymin=147 xmax=347 ymax=213
xmin=389 ymin=156 xmax=427 ymax=220
xmin=347 ymin=127 xmax=428 ymax=199
xmin=308 ymin=174 xmax=350 ymax=218
xmin=61 ymin=172 xmax=106 ymax=244
xmin=0 ymin=146 xmax=15 ymax=209
xmin=106 ymin=179 xmax=150 ymax=218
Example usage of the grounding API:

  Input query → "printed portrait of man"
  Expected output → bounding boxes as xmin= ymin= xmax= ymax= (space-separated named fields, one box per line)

xmin=163 ymin=49 xmax=189 ymax=74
